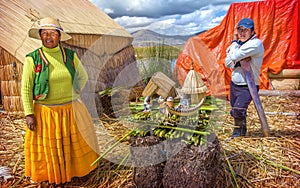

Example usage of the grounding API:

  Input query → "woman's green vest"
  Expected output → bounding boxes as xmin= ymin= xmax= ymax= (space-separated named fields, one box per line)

xmin=26 ymin=47 xmax=80 ymax=100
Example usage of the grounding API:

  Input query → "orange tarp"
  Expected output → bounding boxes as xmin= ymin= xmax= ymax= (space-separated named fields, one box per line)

xmin=175 ymin=0 xmax=300 ymax=98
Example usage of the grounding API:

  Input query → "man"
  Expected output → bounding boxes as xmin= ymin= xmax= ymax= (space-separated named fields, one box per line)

xmin=225 ymin=18 xmax=264 ymax=137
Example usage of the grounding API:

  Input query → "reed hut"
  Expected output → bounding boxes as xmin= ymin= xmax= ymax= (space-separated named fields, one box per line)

xmin=0 ymin=0 xmax=137 ymax=116
xmin=181 ymin=63 xmax=208 ymax=104
xmin=142 ymin=72 xmax=177 ymax=99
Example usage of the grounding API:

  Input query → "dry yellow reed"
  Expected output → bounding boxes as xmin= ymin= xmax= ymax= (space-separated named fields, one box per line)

xmin=0 ymin=95 xmax=299 ymax=187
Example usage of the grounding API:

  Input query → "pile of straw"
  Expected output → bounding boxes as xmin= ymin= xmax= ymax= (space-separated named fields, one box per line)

xmin=0 ymin=95 xmax=299 ymax=187
xmin=214 ymin=95 xmax=300 ymax=187
xmin=91 ymin=95 xmax=300 ymax=187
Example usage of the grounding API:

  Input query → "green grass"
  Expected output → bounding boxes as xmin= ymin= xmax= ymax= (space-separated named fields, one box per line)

xmin=134 ymin=43 xmax=181 ymax=85
xmin=134 ymin=45 xmax=181 ymax=60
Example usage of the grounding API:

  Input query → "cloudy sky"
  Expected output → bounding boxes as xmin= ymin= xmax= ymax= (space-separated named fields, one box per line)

xmin=90 ymin=0 xmax=254 ymax=36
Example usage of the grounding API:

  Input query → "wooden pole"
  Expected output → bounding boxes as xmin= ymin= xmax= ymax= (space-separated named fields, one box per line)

xmin=240 ymin=60 xmax=270 ymax=137
xmin=259 ymin=90 xmax=300 ymax=97
xmin=268 ymin=69 xmax=300 ymax=79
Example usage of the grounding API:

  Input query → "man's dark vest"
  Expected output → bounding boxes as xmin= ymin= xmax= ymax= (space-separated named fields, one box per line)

xmin=26 ymin=47 xmax=79 ymax=100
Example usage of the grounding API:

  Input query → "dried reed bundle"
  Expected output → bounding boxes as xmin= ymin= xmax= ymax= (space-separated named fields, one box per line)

xmin=1 ymin=81 xmax=21 ymax=96
xmin=2 ymin=96 xmax=23 ymax=112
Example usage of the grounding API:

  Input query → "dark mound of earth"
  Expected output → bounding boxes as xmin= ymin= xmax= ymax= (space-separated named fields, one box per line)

xmin=129 ymin=135 xmax=165 ymax=188
xmin=129 ymin=133 xmax=220 ymax=188
xmin=163 ymin=134 xmax=220 ymax=188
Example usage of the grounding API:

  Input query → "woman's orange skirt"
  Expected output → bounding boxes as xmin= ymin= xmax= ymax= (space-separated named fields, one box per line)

xmin=24 ymin=99 xmax=99 ymax=184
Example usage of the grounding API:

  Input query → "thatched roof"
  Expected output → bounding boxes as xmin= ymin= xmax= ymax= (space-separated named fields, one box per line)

xmin=181 ymin=68 xmax=207 ymax=95
xmin=180 ymin=66 xmax=208 ymax=104
xmin=0 ymin=0 xmax=132 ymax=63
xmin=142 ymin=72 xmax=177 ymax=99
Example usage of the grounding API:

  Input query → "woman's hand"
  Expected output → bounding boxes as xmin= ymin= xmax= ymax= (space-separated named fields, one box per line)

xmin=26 ymin=114 xmax=36 ymax=130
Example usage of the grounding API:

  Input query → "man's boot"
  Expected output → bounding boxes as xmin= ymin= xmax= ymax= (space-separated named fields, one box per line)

xmin=240 ymin=118 xmax=247 ymax=136
xmin=232 ymin=118 xmax=245 ymax=137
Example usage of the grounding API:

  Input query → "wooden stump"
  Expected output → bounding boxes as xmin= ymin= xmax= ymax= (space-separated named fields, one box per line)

xmin=163 ymin=133 xmax=220 ymax=188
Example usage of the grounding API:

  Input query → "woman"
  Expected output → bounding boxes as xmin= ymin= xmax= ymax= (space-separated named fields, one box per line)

xmin=21 ymin=17 xmax=99 ymax=186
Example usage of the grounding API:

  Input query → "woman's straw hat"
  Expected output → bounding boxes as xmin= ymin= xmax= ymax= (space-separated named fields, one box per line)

xmin=28 ymin=17 xmax=71 ymax=41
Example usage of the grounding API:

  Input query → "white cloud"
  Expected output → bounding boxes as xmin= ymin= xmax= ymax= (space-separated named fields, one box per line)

xmin=114 ymin=16 xmax=155 ymax=28
xmin=90 ymin=0 xmax=253 ymax=35
xmin=103 ymin=8 xmax=114 ymax=14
